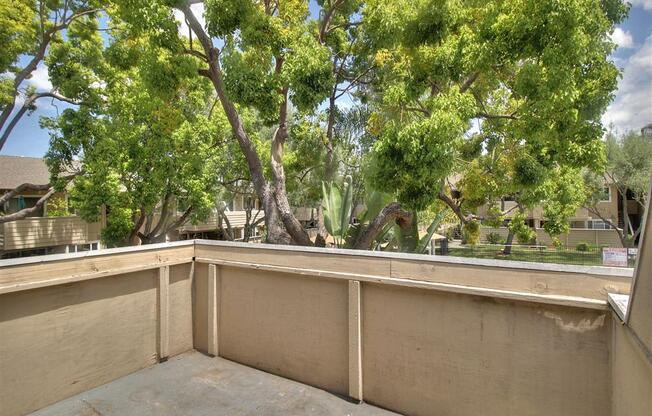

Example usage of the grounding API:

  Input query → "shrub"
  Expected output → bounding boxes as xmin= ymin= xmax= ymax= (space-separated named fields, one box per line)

xmin=462 ymin=220 xmax=480 ymax=245
xmin=485 ymin=231 xmax=505 ymax=245
xmin=576 ymin=242 xmax=591 ymax=252
xmin=46 ymin=195 xmax=69 ymax=217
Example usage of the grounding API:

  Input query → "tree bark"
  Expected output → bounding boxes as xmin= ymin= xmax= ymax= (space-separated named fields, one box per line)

xmin=270 ymin=87 xmax=313 ymax=246
xmin=353 ymin=202 xmax=413 ymax=250
xmin=179 ymin=3 xmax=293 ymax=244
xmin=620 ymin=188 xmax=630 ymax=246
xmin=0 ymin=188 xmax=56 ymax=223
xmin=503 ymin=230 xmax=515 ymax=254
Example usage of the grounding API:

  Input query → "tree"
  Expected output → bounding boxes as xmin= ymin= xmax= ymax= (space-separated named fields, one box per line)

xmin=0 ymin=0 xmax=101 ymax=223
xmin=45 ymin=25 xmax=225 ymax=247
xmin=107 ymin=0 xmax=414 ymax=247
xmin=584 ymin=130 xmax=652 ymax=247
xmin=361 ymin=0 xmax=628 ymax=245
xmin=0 ymin=0 xmax=102 ymax=150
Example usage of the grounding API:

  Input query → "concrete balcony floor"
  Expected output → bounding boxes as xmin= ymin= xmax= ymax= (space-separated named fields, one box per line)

xmin=30 ymin=351 xmax=398 ymax=416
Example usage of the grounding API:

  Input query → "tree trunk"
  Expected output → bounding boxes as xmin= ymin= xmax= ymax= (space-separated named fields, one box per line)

xmin=269 ymin=87 xmax=313 ymax=246
xmin=621 ymin=189 xmax=630 ymax=247
xmin=353 ymin=202 xmax=413 ymax=250
xmin=503 ymin=230 xmax=515 ymax=254
xmin=179 ymin=3 xmax=297 ymax=245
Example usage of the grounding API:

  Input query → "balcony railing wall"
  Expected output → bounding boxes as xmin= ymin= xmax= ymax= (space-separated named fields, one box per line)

xmin=0 ymin=235 xmax=650 ymax=416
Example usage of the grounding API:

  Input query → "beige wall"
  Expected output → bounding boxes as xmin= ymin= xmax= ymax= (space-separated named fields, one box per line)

xmin=0 ymin=253 xmax=193 ymax=416
xmin=477 ymin=184 xmax=620 ymax=223
xmin=179 ymin=210 xmax=264 ymax=233
xmin=192 ymin=242 xmax=635 ymax=416
xmin=480 ymin=226 xmax=624 ymax=248
xmin=0 ymin=240 xmax=648 ymax=416
xmin=220 ymin=267 xmax=349 ymax=395
xmin=2 ymin=216 xmax=101 ymax=251
xmin=611 ymin=317 xmax=652 ymax=416
xmin=362 ymin=283 xmax=611 ymax=416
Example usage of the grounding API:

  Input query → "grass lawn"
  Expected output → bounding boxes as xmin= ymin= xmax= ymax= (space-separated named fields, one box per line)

xmin=446 ymin=245 xmax=631 ymax=267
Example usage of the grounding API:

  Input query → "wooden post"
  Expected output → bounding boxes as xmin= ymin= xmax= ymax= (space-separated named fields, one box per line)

xmin=207 ymin=264 xmax=220 ymax=357
xmin=348 ymin=280 xmax=363 ymax=401
xmin=158 ymin=265 xmax=170 ymax=361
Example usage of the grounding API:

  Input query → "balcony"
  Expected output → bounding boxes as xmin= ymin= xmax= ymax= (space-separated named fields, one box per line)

xmin=0 ymin=216 xmax=101 ymax=252
xmin=1 ymin=208 xmax=651 ymax=416
xmin=178 ymin=210 xmax=264 ymax=235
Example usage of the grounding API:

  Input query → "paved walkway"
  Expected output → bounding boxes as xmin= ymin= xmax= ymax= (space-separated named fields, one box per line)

xmin=31 ymin=351 xmax=400 ymax=416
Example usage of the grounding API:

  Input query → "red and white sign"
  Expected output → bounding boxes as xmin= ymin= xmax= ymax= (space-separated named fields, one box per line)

xmin=602 ymin=248 xmax=628 ymax=267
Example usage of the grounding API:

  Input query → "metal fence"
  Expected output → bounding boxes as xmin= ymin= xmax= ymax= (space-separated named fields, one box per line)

xmin=436 ymin=243 xmax=636 ymax=267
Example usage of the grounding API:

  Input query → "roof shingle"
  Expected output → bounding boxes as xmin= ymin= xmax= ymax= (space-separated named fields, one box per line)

xmin=0 ymin=156 xmax=51 ymax=190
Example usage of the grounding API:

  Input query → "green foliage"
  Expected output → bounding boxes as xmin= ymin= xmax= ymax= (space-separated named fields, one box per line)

xmin=204 ymin=0 xmax=253 ymax=37
xmin=322 ymin=176 xmax=354 ymax=246
xmin=485 ymin=232 xmax=505 ymax=245
xmin=0 ymin=1 xmax=36 ymax=74
xmin=46 ymin=196 xmax=69 ymax=217
xmin=364 ymin=0 xmax=628 ymax=222
xmin=221 ymin=47 xmax=280 ymax=123
xmin=541 ymin=168 xmax=585 ymax=237
xmin=45 ymin=29 xmax=223 ymax=246
xmin=415 ymin=208 xmax=448 ymax=254
xmin=370 ymin=88 xmax=475 ymax=210
xmin=576 ymin=242 xmax=591 ymax=252
xmin=284 ymin=33 xmax=334 ymax=112
xmin=509 ymin=212 xmax=536 ymax=245
xmin=462 ymin=220 xmax=480 ymax=245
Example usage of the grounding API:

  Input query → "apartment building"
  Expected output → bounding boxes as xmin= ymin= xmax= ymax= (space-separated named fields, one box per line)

xmin=476 ymin=181 xmax=643 ymax=247
xmin=0 ymin=156 xmax=102 ymax=258
xmin=0 ymin=156 xmax=264 ymax=258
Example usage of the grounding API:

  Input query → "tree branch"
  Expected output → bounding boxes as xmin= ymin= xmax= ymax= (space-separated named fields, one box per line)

xmin=0 ymin=188 xmax=56 ymax=224
xmin=0 ymin=91 xmax=80 ymax=150
xmin=476 ymin=112 xmax=518 ymax=120
xmin=460 ymin=71 xmax=480 ymax=93
xmin=353 ymin=202 xmax=413 ymax=250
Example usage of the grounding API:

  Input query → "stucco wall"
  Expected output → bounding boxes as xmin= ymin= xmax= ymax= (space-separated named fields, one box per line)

xmin=362 ymin=283 xmax=611 ymax=416
xmin=0 ymin=240 xmax=646 ymax=416
xmin=0 ymin=261 xmax=193 ymax=416
xmin=191 ymin=242 xmax=632 ymax=416
xmin=220 ymin=267 xmax=349 ymax=395
xmin=611 ymin=317 xmax=652 ymax=416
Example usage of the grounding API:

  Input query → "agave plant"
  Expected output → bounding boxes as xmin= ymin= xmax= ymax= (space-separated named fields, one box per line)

xmin=321 ymin=176 xmax=353 ymax=247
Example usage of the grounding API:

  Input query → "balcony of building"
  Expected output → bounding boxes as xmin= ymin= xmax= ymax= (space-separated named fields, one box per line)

xmin=1 ymin=203 xmax=651 ymax=416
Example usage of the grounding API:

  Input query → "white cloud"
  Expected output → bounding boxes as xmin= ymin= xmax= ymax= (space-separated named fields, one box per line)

xmin=630 ymin=0 xmax=652 ymax=10
xmin=610 ymin=27 xmax=634 ymax=49
xmin=27 ymin=64 xmax=53 ymax=91
xmin=174 ymin=3 xmax=206 ymax=36
xmin=602 ymin=35 xmax=652 ymax=133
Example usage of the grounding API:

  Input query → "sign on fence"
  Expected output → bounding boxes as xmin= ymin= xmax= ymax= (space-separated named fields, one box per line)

xmin=602 ymin=247 xmax=628 ymax=267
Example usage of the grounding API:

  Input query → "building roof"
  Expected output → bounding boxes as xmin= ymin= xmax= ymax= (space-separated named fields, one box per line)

xmin=0 ymin=156 xmax=51 ymax=190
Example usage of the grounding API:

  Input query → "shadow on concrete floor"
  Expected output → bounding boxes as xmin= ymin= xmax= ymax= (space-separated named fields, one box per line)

xmin=31 ymin=351 xmax=401 ymax=416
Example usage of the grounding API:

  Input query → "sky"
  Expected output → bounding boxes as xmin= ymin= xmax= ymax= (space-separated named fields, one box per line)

xmin=1 ymin=1 xmax=651 ymax=158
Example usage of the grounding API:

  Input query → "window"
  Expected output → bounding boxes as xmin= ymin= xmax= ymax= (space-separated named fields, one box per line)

xmin=67 ymin=241 xmax=100 ymax=253
xmin=600 ymin=187 xmax=611 ymax=202
xmin=587 ymin=220 xmax=612 ymax=230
